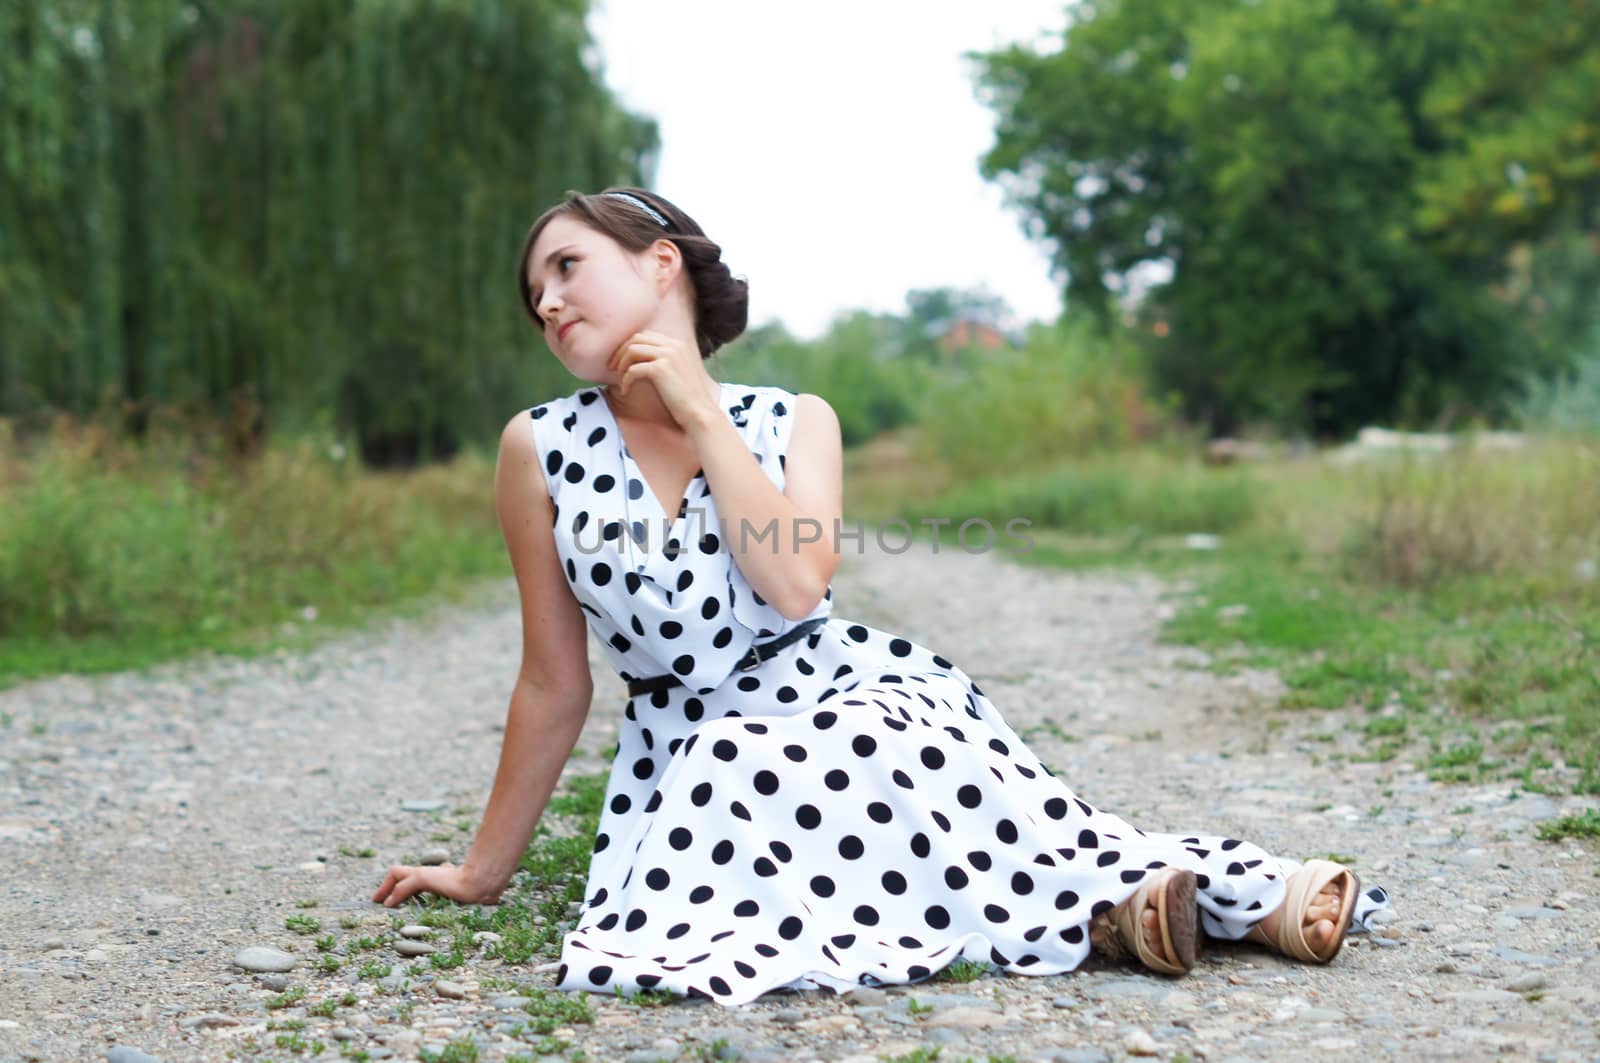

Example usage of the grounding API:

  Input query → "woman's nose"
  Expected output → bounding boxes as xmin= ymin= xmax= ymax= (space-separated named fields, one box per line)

xmin=538 ymin=289 xmax=562 ymax=325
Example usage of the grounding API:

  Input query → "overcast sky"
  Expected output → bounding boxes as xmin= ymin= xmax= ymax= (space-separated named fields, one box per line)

xmin=588 ymin=1 xmax=1070 ymax=339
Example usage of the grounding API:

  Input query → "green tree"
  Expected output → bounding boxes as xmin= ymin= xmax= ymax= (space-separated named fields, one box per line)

xmin=974 ymin=0 xmax=1600 ymax=435
xmin=1 ymin=0 xmax=656 ymax=461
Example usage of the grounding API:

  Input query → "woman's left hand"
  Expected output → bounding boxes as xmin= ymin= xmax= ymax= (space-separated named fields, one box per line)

xmin=609 ymin=330 xmax=721 ymax=428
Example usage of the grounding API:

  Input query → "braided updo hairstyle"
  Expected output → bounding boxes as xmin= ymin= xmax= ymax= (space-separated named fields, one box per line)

xmin=516 ymin=187 xmax=749 ymax=358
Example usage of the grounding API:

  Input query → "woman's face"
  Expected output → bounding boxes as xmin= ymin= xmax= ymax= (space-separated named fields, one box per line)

xmin=526 ymin=215 xmax=664 ymax=382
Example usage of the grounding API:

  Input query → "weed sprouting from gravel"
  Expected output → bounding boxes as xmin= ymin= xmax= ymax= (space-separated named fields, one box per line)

xmin=933 ymin=959 xmax=989 ymax=983
xmin=284 ymin=913 xmax=321 ymax=934
xmin=1537 ymin=808 xmax=1600 ymax=842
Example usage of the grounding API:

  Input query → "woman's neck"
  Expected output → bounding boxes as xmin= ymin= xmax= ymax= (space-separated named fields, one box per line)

xmin=601 ymin=376 xmax=722 ymax=428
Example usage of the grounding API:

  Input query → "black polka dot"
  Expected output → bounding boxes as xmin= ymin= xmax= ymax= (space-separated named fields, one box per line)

xmin=1044 ymin=797 xmax=1068 ymax=819
xmin=824 ymin=769 xmax=850 ymax=791
xmin=587 ymin=964 xmax=612 ymax=984
xmin=713 ymin=739 xmax=738 ymax=762
xmin=691 ymin=782 xmax=713 ymax=806
xmin=626 ymin=909 xmax=647 ymax=931
xmin=944 ymin=866 xmax=969 ymax=889
xmin=1055 ymin=889 xmax=1080 ymax=910
xmin=910 ymin=833 xmax=931 ymax=858
xmin=1011 ymin=871 xmax=1035 ymax=895
xmin=590 ymin=562 xmax=612 ymax=586
xmin=810 ymin=875 xmax=836 ymax=897
xmin=889 ymin=638 xmax=912 ymax=656
xmin=778 ymin=917 xmax=803 ymax=940
xmin=645 ymin=868 xmax=670 ymax=890
xmin=852 ymin=734 xmax=878 ymax=757
xmin=734 ymin=899 xmax=760 ymax=917
xmin=925 ymin=905 xmax=951 ymax=929
xmin=689 ymin=885 xmax=714 ymax=904
xmin=712 ymin=840 xmax=734 ymax=864
xmin=753 ymin=770 xmax=779 ymax=795
xmin=921 ymin=746 xmax=946 ymax=770
xmin=984 ymin=903 xmax=1010 ymax=923
xmin=795 ymin=804 xmax=821 ymax=830
xmin=881 ymin=870 xmax=907 ymax=895
xmin=783 ymin=744 xmax=808 ymax=762
xmin=837 ymin=835 xmax=864 ymax=860
xmin=867 ymin=802 xmax=893 ymax=824
xmin=957 ymin=784 xmax=982 ymax=808
xmin=669 ymin=827 xmax=693 ymax=850
xmin=632 ymin=758 xmax=654 ymax=781
xmin=853 ymin=905 xmax=880 ymax=926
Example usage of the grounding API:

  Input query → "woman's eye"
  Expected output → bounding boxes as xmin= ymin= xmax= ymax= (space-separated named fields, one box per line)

xmin=558 ymin=255 xmax=577 ymax=273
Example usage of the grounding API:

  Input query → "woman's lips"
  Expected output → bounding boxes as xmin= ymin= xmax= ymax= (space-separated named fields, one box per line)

xmin=558 ymin=321 xmax=578 ymax=342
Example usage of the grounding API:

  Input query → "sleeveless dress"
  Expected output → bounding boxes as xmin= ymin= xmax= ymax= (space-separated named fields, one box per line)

xmin=527 ymin=382 xmax=1388 ymax=1006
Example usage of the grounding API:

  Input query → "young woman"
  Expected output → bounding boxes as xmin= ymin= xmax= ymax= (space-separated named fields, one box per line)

xmin=373 ymin=188 xmax=1387 ymax=1005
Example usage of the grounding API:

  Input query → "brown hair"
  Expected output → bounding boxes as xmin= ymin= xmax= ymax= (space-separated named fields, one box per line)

xmin=516 ymin=187 xmax=749 ymax=358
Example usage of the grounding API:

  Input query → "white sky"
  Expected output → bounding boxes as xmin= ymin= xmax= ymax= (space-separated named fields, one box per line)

xmin=588 ymin=0 xmax=1070 ymax=340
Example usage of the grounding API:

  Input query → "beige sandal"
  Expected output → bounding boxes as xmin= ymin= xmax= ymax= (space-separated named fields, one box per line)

xmin=1088 ymin=866 xmax=1199 ymax=976
xmin=1245 ymin=859 xmax=1357 ymax=963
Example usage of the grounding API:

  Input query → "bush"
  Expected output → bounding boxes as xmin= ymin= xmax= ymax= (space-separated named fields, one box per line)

xmin=915 ymin=318 xmax=1172 ymax=477
xmin=1519 ymin=326 xmax=1600 ymax=436
xmin=0 ymin=412 xmax=506 ymax=676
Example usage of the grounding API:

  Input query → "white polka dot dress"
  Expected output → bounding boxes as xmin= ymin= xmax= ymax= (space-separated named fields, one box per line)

xmin=527 ymin=383 xmax=1388 ymax=1006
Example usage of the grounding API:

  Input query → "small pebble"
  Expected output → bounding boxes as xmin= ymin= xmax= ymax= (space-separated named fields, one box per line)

xmin=233 ymin=947 xmax=296 ymax=974
xmin=418 ymin=848 xmax=450 ymax=866
xmin=398 ymin=925 xmax=432 ymax=940
xmin=435 ymin=980 xmax=467 ymax=1000
xmin=106 ymin=1048 xmax=163 ymax=1063
xmin=1123 ymin=1029 xmax=1160 ymax=1056
xmin=394 ymin=940 xmax=436 ymax=957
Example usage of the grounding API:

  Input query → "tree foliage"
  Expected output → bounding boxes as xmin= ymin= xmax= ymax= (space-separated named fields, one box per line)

xmin=0 ymin=0 xmax=655 ymax=461
xmin=975 ymin=0 xmax=1600 ymax=435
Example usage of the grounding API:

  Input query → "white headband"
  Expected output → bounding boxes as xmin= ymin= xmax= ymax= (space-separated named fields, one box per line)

xmin=602 ymin=191 xmax=670 ymax=229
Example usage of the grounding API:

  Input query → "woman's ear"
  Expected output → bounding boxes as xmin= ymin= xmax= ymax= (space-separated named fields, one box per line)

xmin=651 ymin=238 xmax=683 ymax=293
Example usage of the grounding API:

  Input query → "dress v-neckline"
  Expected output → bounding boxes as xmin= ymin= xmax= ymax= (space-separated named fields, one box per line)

xmin=596 ymin=383 xmax=723 ymax=529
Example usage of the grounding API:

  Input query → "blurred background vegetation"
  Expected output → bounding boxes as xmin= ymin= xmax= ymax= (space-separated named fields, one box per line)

xmin=2 ymin=0 xmax=1597 ymax=790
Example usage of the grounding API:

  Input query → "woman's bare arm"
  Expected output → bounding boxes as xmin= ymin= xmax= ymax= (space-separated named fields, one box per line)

xmin=684 ymin=392 xmax=843 ymax=620
xmin=375 ymin=409 xmax=594 ymax=906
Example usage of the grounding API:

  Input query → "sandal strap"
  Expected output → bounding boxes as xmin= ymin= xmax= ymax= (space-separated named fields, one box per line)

xmin=1247 ymin=859 xmax=1357 ymax=963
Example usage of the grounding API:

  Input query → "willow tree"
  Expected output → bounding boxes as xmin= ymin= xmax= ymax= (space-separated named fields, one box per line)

xmin=0 ymin=0 xmax=657 ymax=461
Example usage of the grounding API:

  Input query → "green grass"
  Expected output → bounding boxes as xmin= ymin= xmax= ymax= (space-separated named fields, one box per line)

xmin=932 ymin=959 xmax=989 ymax=984
xmin=0 ymin=425 xmax=508 ymax=687
xmin=853 ymin=436 xmax=1600 ymax=798
xmin=1537 ymin=809 xmax=1600 ymax=842
xmin=386 ymin=770 xmax=609 ymax=990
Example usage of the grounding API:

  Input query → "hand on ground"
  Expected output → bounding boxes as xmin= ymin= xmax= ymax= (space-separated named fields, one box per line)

xmin=372 ymin=864 xmax=501 ymax=908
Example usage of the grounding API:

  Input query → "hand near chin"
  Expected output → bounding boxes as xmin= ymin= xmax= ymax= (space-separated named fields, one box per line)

xmin=372 ymin=863 xmax=502 ymax=908
xmin=610 ymin=330 xmax=719 ymax=426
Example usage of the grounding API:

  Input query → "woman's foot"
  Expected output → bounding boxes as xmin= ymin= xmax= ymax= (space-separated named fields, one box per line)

xmin=1089 ymin=867 xmax=1198 ymax=976
xmin=1245 ymin=859 xmax=1357 ymax=963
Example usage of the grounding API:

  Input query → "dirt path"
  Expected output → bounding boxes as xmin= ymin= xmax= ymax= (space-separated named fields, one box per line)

xmin=3 ymin=539 xmax=1598 ymax=1063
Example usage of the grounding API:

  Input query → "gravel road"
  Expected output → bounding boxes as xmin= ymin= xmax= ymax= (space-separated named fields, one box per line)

xmin=3 ymin=538 xmax=1598 ymax=1063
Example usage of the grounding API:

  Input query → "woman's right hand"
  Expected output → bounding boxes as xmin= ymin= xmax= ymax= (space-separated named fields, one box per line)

xmin=372 ymin=863 xmax=504 ymax=908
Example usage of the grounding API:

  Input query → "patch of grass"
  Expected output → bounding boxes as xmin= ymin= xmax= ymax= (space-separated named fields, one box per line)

xmin=340 ymin=846 xmax=378 ymax=859
xmin=399 ymin=771 xmax=608 ymax=967
xmin=0 ymin=418 xmax=507 ymax=687
xmin=870 ymin=439 xmax=1599 ymax=796
xmin=932 ymin=959 xmax=988 ymax=984
xmin=905 ymin=996 xmax=934 ymax=1015
xmin=284 ymin=914 xmax=321 ymax=935
xmin=519 ymin=987 xmax=595 ymax=1035
xmin=419 ymin=1038 xmax=479 ymax=1063
xmin=1536 ymin=809 xmax=1600 ymax=842
xmin=266 ymin=986 xmax=307 ymax=1010
xmin=617 ymin=987 xmax=677 ymax=1007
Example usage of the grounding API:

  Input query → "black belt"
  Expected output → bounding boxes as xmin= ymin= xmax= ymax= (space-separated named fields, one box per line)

xmin=627 ymin=617 xmax=829 ymax=698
